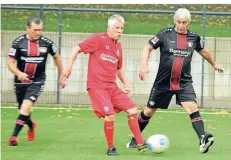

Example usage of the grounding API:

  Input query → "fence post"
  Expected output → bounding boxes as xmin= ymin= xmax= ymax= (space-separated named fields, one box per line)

xmin=56 ymin=5 xmax=63 ymax=104
xmin=39 ymin=4 xmax=44 ymax=20
xmin=200 ymin=4 xmax=207 ymax=108
xmin=174 ymin=4 xmax=179 ymax=11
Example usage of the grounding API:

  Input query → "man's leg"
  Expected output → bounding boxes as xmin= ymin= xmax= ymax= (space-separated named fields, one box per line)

xmin=127 ymin=88 xmax=173 ymax=148
xmin=126 ymin=107 xmax=148 ymax=153
xmin=9 ymin=100 xmax=33 ymax=146
xmin=179 ymin=84 xmax=214 ymax=153
xmin=88 ymin=88 xmax=119 ymax=156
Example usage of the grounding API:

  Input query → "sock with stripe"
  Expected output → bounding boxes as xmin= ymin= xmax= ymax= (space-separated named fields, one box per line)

xmin=12 ymin=114 xmax=29 ymax=137
xmin=104 ymin=121 xmax=114 ymax=149
xmin=189 ymin=111 xmax=205 ymax=139
xmin=138 ymin=111 xmax=151 ymax=132
xmin=27 ymin=114 xmax=33 ymax=131
xmin=128 ymin=113 xmax=145 ymax=144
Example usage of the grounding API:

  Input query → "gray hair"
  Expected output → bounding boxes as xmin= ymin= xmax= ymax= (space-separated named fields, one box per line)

xmin=174 ymin=8 xmax=191 ymax=23
xmin=27 ymin=17 xmax=43 ymax=27
xmin=108 ymin=14 xmax=125 ymax=26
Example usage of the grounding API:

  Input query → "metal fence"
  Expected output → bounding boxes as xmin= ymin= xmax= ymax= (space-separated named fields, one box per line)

xmin=1 ymin=4 xmax=231 ymax=109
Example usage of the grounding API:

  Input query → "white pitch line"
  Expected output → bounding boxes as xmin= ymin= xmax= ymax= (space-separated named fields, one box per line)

xmin=1 ymin=106 xmax=228 ymax=115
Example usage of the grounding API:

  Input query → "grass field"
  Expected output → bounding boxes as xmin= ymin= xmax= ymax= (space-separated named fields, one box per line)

xmin=1 ymin=4 xmax=231 ymax=37
xmin=1 ymin=105 xmax=231 ymax=160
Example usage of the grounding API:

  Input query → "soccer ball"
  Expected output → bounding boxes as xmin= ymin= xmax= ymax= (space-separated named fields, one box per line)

xmin=146 ymin=134 xmax=169 ymax=153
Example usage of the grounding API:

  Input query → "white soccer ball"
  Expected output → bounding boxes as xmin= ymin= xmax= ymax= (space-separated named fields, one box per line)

xmin=146 ymin=134 xmax=169 ymax=153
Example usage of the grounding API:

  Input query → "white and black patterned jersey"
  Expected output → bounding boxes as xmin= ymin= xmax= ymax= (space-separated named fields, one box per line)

xmin=8 ymin=34 xmax=57 ymax=83
xmin=148 ymin=27 xmax=204 ymax=90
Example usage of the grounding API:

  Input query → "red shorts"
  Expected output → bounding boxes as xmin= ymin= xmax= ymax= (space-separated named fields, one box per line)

xmin=87 ymin=84 xmax=136 ymax=118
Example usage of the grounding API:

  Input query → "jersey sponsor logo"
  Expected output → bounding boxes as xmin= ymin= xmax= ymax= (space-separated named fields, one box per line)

xmin=169 ymin=48 xmax=191 ymax=57
xmin=151 ymin=36 xmax=159 ymax=45
xmin=52 ymin=44 xmax=57 ymax=53
xmin=187 ymin=41 xmax=193 ymax=47
xmin=21 ymin=56 xmax=44 ymax=63
xmin=39 ymin=47 xmax=47 ymax=53
xmin=100 ymin=53 xmax=118 ymax=64
xmin=9 ymin=48 xmax=16 ymax=56
xmin=21 ymin=48 xmax=28 ymax=51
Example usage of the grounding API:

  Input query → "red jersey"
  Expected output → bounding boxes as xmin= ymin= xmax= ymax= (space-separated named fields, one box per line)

xmin=78 ymin=32 xmax=123 ymax=89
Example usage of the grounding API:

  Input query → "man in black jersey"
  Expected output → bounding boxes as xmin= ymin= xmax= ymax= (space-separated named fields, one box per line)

xmin=126 ymin=8 xmax=224 ymax=153
xmin=7 ymin=17 xmax=63 ymax=146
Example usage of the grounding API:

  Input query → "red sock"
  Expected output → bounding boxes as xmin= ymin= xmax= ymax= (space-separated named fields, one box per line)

xmin=128 ymin=113 xmax=144 ymax=144
xmin=104 ymin=121 xmax=114 ymax=149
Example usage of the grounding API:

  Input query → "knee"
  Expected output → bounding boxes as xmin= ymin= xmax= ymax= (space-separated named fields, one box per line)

xmin=143 ymin=107 xmax=157 ymax=117
xmin=104 ymin=114 xmax=115 ymax=121
xmin=182 ymin=102 xmax=198 ymax=114
xmin=19 ymin=100 xmax=33 ymax=115
xmin=126 ymin=107 xmax=137 ymax=115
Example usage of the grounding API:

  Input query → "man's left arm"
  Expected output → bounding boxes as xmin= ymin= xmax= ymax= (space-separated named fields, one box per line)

xmin=199 ymin=48 xmax=224 ymax=73
xmin=117 ymin=66 xmax=131 ymax=94
xmin=53 ymin=52 xmax=63 ymax=74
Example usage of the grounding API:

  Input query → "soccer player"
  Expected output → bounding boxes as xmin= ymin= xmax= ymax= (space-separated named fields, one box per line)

xmin=60 ymin=14 xmax=148 ymax=156
xmin=126 ymin=8 xmax=224 ymax=153
xmin=8 ymin=17 xmax=63 ymax=146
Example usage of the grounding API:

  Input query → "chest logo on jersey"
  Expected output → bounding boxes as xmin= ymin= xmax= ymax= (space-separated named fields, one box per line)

xmin=39 ymin=47 xmax=47 ymax=53
xmin=187 ymin=41 xmax=193 ymax=48
xmin=106 ymin=45 xmax=110 ymax=49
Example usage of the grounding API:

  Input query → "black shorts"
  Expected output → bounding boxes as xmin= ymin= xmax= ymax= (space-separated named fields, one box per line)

xmin=14 ymin=82 xmax=45 ymax=109
xmin=147 ymin=83 xmax=197 ymax=109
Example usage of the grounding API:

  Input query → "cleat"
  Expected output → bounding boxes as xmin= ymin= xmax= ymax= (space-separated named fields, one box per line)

xmin=27 ymin=121 xmax=37 ymax=141
xmin=126 ymin=137 xmax=137 ymax=148
xmin=200 ymin=133 xmax=214 ymax=153
xmin=8 ymin=136 xmax=18 ymax=146
xmin=107 ymin=146 xmax=119 ymax=156
xmin=137 ymin=141 xmax=148 ymax=153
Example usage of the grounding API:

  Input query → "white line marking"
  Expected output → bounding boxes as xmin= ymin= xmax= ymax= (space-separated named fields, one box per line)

xmin=1 ymin=106 xmax=228 ymax=115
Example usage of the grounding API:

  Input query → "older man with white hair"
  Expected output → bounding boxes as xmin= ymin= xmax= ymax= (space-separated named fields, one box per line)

xmin=60 ymin=14 xmax=148 ymax=156
xmin=126 ymin=8 xmax=223 ymax=153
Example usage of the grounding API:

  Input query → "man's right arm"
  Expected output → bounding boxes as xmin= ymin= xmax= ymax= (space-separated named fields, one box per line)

xmin=59 ymin=45 xmax=82 ymax=88
xmin=139 ymin=44 xmax=153 ymax=80
xmin=7 ymin=46 xmax=30 ymax=82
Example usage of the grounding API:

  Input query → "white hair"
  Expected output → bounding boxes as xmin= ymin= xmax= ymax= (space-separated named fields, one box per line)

xmin=174 ymin=8 xmax=191 ymax=23
xmin=108 ymin=14 xmax=125 ymax=26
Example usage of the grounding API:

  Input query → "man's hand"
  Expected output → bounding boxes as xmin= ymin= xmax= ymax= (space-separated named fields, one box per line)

xmin=60 ymin=72 xmax=68 ymax=89
xmin=123 ymin=83 xmax=132 ymax=94
xmin=17 ymin=72 xmax=30 ymax=82
xmin=139 ymin=65 xmax=149 ymax=81
xmin=213 ymin=63 xmax=224 ymax=73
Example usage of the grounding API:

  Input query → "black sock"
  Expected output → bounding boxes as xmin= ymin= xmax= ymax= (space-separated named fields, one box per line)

xmin=12 ymin=114 xmax=29 ymax=137
xmin=189 ymin=111 xmax=205 ymax=139
xmin=138 ymin=111 xmax=151 ymax=132
xmin=27 ymin=115 xmax=33 ymax=130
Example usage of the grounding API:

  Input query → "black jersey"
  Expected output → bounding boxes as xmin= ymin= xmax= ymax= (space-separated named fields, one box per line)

xmin=8 ymin=34 xmax=57 ymax=84
xmin=148 ymin=27 xmax=204 ymax=90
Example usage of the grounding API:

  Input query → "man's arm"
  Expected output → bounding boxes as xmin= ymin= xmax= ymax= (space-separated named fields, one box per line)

xmin=117 ymin=66 xmax=131 ymax=94
xmin=59 ymin=45 xmax=82 ymax=88
xmin=139 ymin=44 xmax=153 ymax=80
xmin=53 ymin=52 xmax=63 ymax=74
xmin=7 ymin=57 xmax=30 ymax=82
xmin=199 ymin=48 xmax=224 ymax=73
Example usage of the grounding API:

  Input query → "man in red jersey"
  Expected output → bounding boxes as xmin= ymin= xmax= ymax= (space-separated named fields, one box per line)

xmin=60 ymin=14 xmax=148 ymax=156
